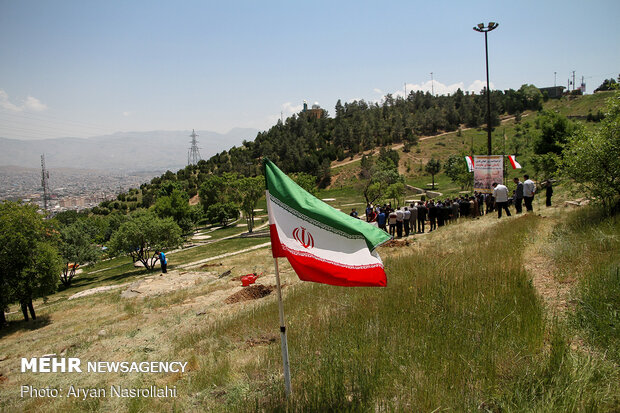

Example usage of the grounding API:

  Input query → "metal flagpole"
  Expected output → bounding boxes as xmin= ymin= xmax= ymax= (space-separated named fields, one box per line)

xmin=273 ymin=257 xmax=292 ymax=396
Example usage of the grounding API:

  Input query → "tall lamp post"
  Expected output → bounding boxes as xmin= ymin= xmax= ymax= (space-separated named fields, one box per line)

xmin=473 ymin=22 xmax=499 ymax=155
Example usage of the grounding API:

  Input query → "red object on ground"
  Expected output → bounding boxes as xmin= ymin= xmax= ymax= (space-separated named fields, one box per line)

xmin=241 ymin=274 xmax=258 ymax=286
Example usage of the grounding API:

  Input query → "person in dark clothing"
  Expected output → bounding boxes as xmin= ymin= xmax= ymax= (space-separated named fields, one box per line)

xmin=417 ymin=202 xmax=427 ymax=233
xmin=476 ymin=192 xmax=485 ymax=216
xmin=20 ymin=299 xmax=36 ymax=321
xmin=459 ymin=197 xmax=470 ymax=217
xmin=485 ymin=194 xmax=494 ymax=214
xmin=513 ymin=177 xmax=524 ymax=214
xmin=545 ymin=180 xmax=553 ymax=206
xmin=377 ymin=209 xmax=387 ymax=232
xmin=436 ymin=202 xmax=444 ymax=227
xmin=441 ymin=204 xmax=451 ymax=226
xmin=428 ymin=201 xmax=437 ymax=232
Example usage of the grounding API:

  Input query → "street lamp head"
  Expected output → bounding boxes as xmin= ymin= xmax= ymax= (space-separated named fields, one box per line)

xmin=473 ymin=22 xmax=499 ymax=32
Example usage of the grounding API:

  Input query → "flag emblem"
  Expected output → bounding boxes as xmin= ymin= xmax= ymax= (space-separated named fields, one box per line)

xmin=292 ymin=227 xmax=314 ymax=249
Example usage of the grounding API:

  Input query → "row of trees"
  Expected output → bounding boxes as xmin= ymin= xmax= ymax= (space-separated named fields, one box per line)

xmin=0 ymin=203 xmax=187 ymax=326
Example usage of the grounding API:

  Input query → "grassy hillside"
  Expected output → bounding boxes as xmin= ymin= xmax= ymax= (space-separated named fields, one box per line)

xmin=330 ymin=92 xmax=613 ymax=199
xmin=1 ymin=198 xmax=618 ymax=411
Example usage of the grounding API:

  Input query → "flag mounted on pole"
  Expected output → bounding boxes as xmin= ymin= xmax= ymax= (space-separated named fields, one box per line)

xmin=507 ymin=155 xmax=522 ymax=169
xmin=465 ymin=156 xmax=474 ymax=172
xmin=264 ymin=159 xmax=391 ymax=287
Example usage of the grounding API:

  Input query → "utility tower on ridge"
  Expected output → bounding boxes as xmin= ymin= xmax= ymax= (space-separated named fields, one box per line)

xmin=41 ymin=154 xmax=51 ymax=212
xmin=187 ymin=129 xmax=202 ymax=165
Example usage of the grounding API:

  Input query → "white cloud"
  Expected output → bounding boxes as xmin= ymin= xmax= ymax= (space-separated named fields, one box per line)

xmin=0 ymin=89 xmax=48 ymax=112
xmin=265 ymin=101 xmax=305 ymax=126
xmin=373 ymin=88 xmax=383 ymax=94
xmin=24 ymin=96 xmax=47 ymax=111
xmin=282 ymin=101 xmax=303 ymax=115
xmin=0 ymin=90 xmax=22 ymax=111
xmin=466 ymin=80 xmax=495 ymax=94
xmin=123 ymin=111 xmax=132 ymax=117
xmin=382 ymin=79 xmax=496 ymax=102
xmin=402 ymin=80 xmax=466 ymax=97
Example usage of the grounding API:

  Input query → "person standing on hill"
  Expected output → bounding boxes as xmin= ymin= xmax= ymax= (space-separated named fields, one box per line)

xmin=395 ymin=207 xmax=404 ymax=238
xmin=492 ymin=182 xmax=511 ymax=218
xmin=388 ymin=208 xmax=398 ymax=237
xmin=545 ymin=180 xmax=553 ymax=207
xmin=428 ymin=201 xmax=438 ymax=232
xmin=403 ymin=207 xmax=411 ymax=237
xmin=513 ymin=177 xmax=524 ymax=214
xmin=523 ymin=175 xmax=536 ymax=212
xmin=409 ymin=203 xmax=418 ymax=233
xmin=158 ymin=250 xmax=168 ymax=274
xmin=417 ymin=201 xmax=427 ymax=233
xmin=377 ymin=208 xmax=387 ymax=232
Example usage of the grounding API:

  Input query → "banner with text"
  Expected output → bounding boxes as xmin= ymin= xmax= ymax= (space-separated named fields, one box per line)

xmin=473 ymin=155 xmax=503 ymax=194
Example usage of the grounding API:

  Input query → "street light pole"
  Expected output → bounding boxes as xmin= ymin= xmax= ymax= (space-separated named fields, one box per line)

xmin=473 ymin=22 xmax=499 ymax=156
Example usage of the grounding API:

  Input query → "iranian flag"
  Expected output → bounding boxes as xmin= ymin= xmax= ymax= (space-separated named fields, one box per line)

xmin=507 ymin=155 xmax=522 ymax=169
xmin=264 ymin=159 xmax=391 ymax=287
xmin=465 ymin=155 xmax=474 ymax=172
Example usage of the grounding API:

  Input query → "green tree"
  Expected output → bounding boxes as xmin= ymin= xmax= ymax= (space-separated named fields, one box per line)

xmin=291 ymin=172 xmax=318 ymax=196
xmin=561 ymin=92 xmax=620 ymax=210
xmin=386 ymin=182 xmax=405 ymax=207
xmin=357 ymin=154 xmax=403 ymax=205
xmin=425 ymin=158 xmax=441 ymax=189
xmin=153 ymin=188 xmax=193 ymax=233
xmin=530 ymin=153 xmax=560 ymax=181
xmin=444 ymin=154 xmax=473 ymax=190
xmin=109 ymin=211 xmax=182 ymax=271
xmin=594 ymin=78 xmax=618 ymax=92
xmin=59 ymin=220 xmax=100 ymax=287
xmin=0 ymin=202 xmax=62 ymax=324
xmin=534 ymin=110 xmax=576 ymax=154
xmin=233 ymin=176 xmax=265 ymax=233
xmin=198 ymin=175 xmax=227 ymax=209
xmin=206 ymin=202 xmax=240 ymax=226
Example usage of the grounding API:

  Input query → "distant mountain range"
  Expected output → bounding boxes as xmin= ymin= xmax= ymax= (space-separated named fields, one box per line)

xmin=0 ymin=128 xmax=259 ymax=172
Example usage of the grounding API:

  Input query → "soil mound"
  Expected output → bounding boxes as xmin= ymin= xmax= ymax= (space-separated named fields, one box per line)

xmin=225 ymin=284 xmax=273 ymax=304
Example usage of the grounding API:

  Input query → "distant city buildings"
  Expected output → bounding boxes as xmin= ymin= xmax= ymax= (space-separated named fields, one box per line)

xmin=0 ymin=167 xmax=153 ymax=213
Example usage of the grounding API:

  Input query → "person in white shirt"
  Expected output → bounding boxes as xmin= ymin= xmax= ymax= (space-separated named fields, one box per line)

xmin=492 ymin=182 xmax=512 ymax=219
xmin=395 ymin=207 xmax=404 ymax=238
xmin=523 ymin=174 xmax=536 ymax=212
xmin=403 ymin=207 xmax=411 ymax=237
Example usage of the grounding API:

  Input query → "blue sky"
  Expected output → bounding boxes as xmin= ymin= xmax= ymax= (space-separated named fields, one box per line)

xmin=1 ymin=0 xmax=618 ymax=140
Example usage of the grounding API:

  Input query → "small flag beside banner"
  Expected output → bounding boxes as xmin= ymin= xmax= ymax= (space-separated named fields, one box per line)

xmin=465 ymin=156 xmax=474 ymax=172
xmin=507 ymin=155 xmax=522 ymax=169
xmin=264 ymin=159 xmax=391 ymax=287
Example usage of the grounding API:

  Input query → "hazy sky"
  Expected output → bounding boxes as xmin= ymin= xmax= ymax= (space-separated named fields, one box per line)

xmin=1 ymin=0 xmax=618 ymax=140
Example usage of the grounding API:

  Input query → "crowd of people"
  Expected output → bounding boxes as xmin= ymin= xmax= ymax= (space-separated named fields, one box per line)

xmin=350 ymin=175 xmax=553 ymax=238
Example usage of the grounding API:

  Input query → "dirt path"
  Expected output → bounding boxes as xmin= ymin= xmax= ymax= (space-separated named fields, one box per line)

xmin=523 ymin=216 xmax=573 ymax=318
